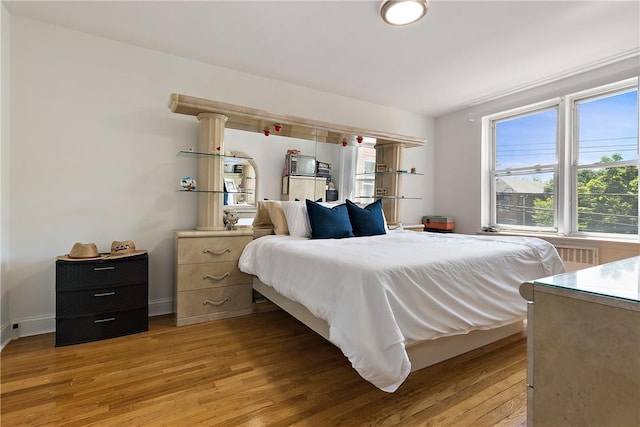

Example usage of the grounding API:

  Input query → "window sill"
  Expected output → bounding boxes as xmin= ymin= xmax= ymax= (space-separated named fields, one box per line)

xmin=477 ymin=230 xmax=639 ymax=249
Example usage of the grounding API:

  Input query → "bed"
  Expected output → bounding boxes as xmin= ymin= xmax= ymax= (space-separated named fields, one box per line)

xmin=239 ymin=200 xmax=565 ymax=392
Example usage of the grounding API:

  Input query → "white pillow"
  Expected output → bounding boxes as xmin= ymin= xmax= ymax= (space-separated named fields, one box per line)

xmin=281 ymin=201 xmax=312 ymax=238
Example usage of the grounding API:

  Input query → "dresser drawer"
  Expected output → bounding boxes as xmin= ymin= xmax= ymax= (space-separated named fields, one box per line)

xmin=56 ymin=254 xmax=148 ymax=290
xmin=177 ymin=284 xmax=252 ymax=317
xmin=176 ymin=261 xmax=251 ymax=291
xmin=177 ymin=236 xmax=251 ymax=264
xmin=55 ymin=307 xmax=148 ymax=347
xmin=56 ymin=283 xmax=148 ymax=317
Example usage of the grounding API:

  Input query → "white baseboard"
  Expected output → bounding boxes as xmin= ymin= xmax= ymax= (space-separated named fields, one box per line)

xmin=149 ymin=298 xmax=173 ymax=317
xmin=0 ymin=320 xmax=12 ymax=351
xmin=1 ymin=298 xmax=175 ymax=347
xmin=8 ymin=314 xmax=54 ymax=339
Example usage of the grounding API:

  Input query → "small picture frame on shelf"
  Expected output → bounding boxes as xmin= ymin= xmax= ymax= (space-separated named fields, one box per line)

xmin=375 ymin=188 xmax=387 ymax=197
xmin=224 ymin=178 xmax=237 ymax=193
xmin=376 ymin=164 xmax=388 ymax=173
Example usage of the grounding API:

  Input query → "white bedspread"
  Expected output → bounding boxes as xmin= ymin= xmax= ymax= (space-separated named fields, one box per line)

xmin=238 ymin=231 xmax=565 ymax=392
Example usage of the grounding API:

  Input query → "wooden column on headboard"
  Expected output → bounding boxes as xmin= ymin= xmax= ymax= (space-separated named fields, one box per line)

xmin=196 ymin=113 xmax=227 ymax=230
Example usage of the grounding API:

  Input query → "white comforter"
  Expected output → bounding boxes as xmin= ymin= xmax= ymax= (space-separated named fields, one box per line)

xmin=238 ymin=231 xmax=565 ymax=392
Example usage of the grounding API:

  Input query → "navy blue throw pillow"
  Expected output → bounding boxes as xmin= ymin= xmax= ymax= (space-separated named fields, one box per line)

xmin=346 ymin=199 xmax=387 ymax=237
xmin=305 ymin=199 xmax=354 ymax=239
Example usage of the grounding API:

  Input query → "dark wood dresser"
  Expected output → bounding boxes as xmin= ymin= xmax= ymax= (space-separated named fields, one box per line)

xmin=55 ymin=253 xmax=148 ymax=346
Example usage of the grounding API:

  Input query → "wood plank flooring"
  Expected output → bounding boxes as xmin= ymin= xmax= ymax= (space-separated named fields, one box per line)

xmin=1 ymin=310 xmax=528 ymax=426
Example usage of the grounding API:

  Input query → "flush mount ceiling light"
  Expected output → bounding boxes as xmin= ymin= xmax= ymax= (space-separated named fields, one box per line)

xmin=380 ymin=0 xmax=428 ymax=26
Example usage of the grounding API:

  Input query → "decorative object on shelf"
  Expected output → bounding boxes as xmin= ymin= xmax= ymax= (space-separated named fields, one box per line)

xmin=263 ymin=127 xmax=270 ymax=136
xmin=376 ymin=164 xmax=388 ymax=173
xmin=180 ymin=176 xmax=197 ymax=191
xmin=342 ymin=137 xmax=348 ymax=147
xmin=411 ymin=167 xmax=416 ymax=173
xmin=380 ymin=0 xmax=429 ymax=26
xmin=224 ymin=178 xmax=237 ymax=193
xmin=274 ymin=124 xmax=282 ymax=132
xmin=223 ymin=208 xmax=239 ymax=230
xmin=357 ymin=136 xmax=363 ymax=144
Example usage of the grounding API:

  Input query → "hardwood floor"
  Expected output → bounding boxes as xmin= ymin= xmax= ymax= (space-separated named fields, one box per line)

xmin=1 ymin=310 xmax=528 ymax=426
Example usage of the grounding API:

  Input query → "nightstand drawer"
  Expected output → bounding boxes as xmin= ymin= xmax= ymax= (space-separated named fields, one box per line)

xmin=177 ymin=284 xmax=252 ymax=317
xmin=56 ymin=254 xmax=148 ymax=290
xmin=176 ymin=262 xmax=251 ymax=291
xmin=55 ymin=307 xmax=148 ymax=347
xmin=177 ymin=236 xmax=252 ymax=264
xmin=56 ymin=283 xmax=147 ymax=317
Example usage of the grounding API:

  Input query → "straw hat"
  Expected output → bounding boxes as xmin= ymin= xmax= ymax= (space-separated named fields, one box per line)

xmin=56 ymin=242 xmax=104 ymax=261
xmin=57 ymin=240 xmax=146 ymax=261
xmin=105 ymin=240 xmax=147 ymax=259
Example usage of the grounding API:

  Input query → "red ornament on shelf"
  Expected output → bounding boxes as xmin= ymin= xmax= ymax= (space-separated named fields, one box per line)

xmin=342 ymin=139 xmax=348 ymax=147
xmin=357 ymin=136 xmax=363 ymax=144
xmin=263 ymin=128 xmax=271 ymax=136
xmin=274 ymin=124 xmax=282 ymax=132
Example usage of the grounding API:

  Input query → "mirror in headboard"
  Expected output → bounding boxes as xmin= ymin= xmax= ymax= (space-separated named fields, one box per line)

xmin=168 ymin=93 xmax=426 ymax=229
xmin=223 ymin=150 xmax=257 ymax=209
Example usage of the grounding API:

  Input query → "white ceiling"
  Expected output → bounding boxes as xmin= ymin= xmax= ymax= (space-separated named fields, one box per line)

xmin=3 ymin=0 xmax=639 ymax=117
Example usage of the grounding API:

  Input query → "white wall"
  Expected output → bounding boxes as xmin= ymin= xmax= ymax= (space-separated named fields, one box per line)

xmin=6 ymin=15 xmax=432 ymax=338
xmin=1 ymin=3 xmax=11 ymax=349
xmin=434 ymin=57 xmax=640 ymax=235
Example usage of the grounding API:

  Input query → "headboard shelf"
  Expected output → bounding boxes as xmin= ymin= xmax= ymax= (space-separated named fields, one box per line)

xmin=168 ymin=93 xmax=426 ymax=148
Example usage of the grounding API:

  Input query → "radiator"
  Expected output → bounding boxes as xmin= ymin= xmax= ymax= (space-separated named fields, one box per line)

xmin=554 ymin=245 xmax=599 ymax=272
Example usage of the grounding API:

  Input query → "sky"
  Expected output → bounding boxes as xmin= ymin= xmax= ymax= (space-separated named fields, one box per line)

xmin=495 ymin=88 xmax=638 ymax=171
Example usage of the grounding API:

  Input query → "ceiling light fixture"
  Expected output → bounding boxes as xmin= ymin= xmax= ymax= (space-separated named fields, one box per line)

xmin=380 ymin=0 xmax=428 ymax=26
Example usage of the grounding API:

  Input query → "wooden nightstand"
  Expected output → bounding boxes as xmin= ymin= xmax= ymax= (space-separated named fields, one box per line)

xmin=174 ymin=229 xmax=253 ymax=326
xmin=55 ymin=253 xmax=149 ymax=346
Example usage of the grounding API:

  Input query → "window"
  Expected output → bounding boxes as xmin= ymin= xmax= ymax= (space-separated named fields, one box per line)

xmin=355 ymin=142 xmax=377 ymax=204
xmin=486 ymin=78 xmax=638 ymax=237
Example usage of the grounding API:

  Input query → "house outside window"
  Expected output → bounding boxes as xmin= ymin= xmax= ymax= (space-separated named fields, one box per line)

xmin=486 ymin=78 xmax=638 ymax=238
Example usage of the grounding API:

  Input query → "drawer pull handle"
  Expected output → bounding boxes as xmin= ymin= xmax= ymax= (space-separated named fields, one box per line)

xmin=94 ymin=292 xmax=116 ymax=297
xmin=203 ymin=248 xmax=231 ymax=256
xmin=203 ymin=298 xmax=230 ymax=307
xmin=94 ymin=266 xmax=116 ymax=271
xmin=94 ymin=317 xmax=116 ymax=323
xmin=203 ymin=272 xmax=231 ymax=281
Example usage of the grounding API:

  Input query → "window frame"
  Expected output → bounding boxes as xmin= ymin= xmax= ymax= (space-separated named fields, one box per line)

xmin=354 ymin=142 xmax=377 ymax=204
xmin=567 ymin=80 xmax=639 ymax=238
xmin=485 ymin=77 xmax=639 ymax=239
xmin=487 ymin=99 xmax=562 ymax=233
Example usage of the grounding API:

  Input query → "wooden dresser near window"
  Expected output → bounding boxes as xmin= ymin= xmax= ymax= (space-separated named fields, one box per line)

xmin=174 ymin=229 xmax=253 ymax=326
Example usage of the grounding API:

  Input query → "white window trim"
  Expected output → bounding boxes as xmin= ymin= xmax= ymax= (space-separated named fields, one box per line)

xmin=485 ymin=98 xmax=561 ymax=233
xmin=483 ymin=77 xmax=639 ymax=241
xmin=566 ymin=77 xmax=639 ymax=239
